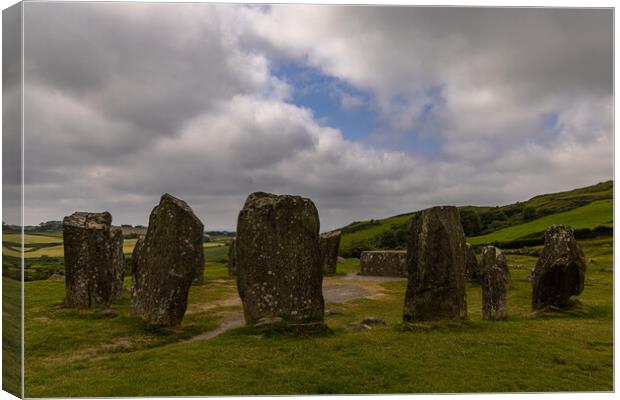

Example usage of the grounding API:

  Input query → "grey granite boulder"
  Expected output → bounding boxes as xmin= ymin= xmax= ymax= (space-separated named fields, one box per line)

xmin=531 ymin=225 xmax=586 ymax=310
xmin=319 ymin=230 xmax=341 ymax=275
xmin=236 ymin=192 xmax=324 ymax=326
xmin=403 ymin=206 xmax=467 ymax=322
xmin=63 ymin=212 xmax=125 ymax=308
xmin=480 ymin=246 xmax=509 ymax=320
xmin=131 ymin=194 xmax=204 ymax=326
xmin=360 ymin=250 xmax=407 ymax=277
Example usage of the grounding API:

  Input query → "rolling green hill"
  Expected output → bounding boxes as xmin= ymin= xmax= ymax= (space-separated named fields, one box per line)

xmin=468 ymin=199 xmax=612 ymax=245
xmin=339 ymin=180 xmax=613 ymax=256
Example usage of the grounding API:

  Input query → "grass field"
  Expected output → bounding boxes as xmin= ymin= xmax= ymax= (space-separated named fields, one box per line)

xmin=338 ymin=181 xmax=612 ymax=255
xmin=467 ymin=199 xmax=613 ymax=245
xmin=2 ymin=273 xmax=22 ymax=397
xmin=340 ymin=213 xmax=412 ymax=254
xmin=22 ymin=236 xmax=612 ymax=396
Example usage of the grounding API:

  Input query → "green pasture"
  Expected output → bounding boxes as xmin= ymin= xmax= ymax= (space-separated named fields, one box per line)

xmin=21 ymin=237 xmax=612 ymax=396
xmin=467 ymin=199 xmax=612 ymax=245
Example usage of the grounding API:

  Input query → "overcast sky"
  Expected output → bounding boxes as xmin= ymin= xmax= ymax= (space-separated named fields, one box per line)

xmin=14 ymin=3 xmax=613 ymax=231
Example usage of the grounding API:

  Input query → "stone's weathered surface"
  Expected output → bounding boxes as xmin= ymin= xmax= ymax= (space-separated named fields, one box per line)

xmin=465 ymin=243 xmax=481 ymax=283
xmin=480 ymin=245 xmax=512 ymax=290
xmin=479 ymin=246 xmax=509 ymax=320
xmin=131 ymin=194 xmax=204 ymax=326
xmin=110 ymin=227 xmax=125 ymax=298
xmin=360 ymin=251 xmax=407 ymax=277
xmin=63 ymin=212 xmax=125 ymax=308
xmin=236 ymin=192 xmax=324 ymax=325
xmin=227 ymin=238 xmax=237 ymax=276
xmin=531 ymin=225 xmax=586 ymax=310
xmin=337 ymin=256 xmax=346 ymax=264
xmin=319 ymin=230 xmax=341 ymax=275
xmin=403 ymin=206 xmax=468 ymax=322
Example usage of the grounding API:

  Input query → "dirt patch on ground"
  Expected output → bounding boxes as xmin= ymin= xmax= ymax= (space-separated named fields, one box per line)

xmin=323 ymin=284 xmax=371 ymax=303
xmin=186 ymin=275 xmax=396 ymax=342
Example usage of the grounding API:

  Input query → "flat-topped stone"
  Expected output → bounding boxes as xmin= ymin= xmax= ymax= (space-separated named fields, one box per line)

xmin=236 ymin=192 xmax=324 ymax=326
xmin=320 ymin=230 xmax=341 ymax=275
xmin=63 ymin=211 xmax=125 ymax=308
xmin=360 ymin=250 xmax=407 ymax=277
xmin=480 ymin=246 xmax=509 ymax=320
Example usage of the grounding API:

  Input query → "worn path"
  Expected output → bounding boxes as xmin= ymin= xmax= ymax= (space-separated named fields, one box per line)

xmin=187 ymin=273 xmax=404 ymax=342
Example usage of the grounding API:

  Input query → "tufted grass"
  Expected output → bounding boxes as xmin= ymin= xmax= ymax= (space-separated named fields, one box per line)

xmin=22 ymin=237 xmax=612 ymax=396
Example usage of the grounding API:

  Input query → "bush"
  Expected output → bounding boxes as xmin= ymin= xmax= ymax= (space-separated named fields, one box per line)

xmin=459 ymin=209 xmax=483 ymax=236
xmin=340 ymin=239 xmax=373 ymax=258
xmin=522 ymin=207 xmax=536 ymax=220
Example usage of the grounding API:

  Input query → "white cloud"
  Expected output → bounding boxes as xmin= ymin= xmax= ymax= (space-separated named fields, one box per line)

xmin=20 ymin=3 xmax=613 ymax=230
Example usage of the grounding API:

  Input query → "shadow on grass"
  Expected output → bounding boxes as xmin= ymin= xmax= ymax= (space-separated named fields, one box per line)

xmin=529 ymin=299 xmax=611 ymax=320
xmin=233 ymin=321 xmax=335 ymax=339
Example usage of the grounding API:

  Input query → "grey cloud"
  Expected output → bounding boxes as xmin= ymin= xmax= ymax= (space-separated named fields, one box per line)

xmin=18 ymin=3 xmax=613 ymax=231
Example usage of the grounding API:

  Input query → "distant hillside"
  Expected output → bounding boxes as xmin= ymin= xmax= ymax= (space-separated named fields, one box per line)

xmin=339 ymin=180 xmax=613 ymax=256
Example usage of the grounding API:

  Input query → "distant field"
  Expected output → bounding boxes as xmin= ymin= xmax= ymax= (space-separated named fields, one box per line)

xmin=468 ymin=199 xmax=613 ymax=245
xmin=3 ymin=235 xmax=225 ymax=259
xmin=3 ymin=233 xmax=63 ymax=244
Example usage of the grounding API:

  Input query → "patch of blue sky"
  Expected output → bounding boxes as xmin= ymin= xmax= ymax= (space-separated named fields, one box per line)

xmin=271 ymin=61 xmax=379 ymax=140
xmin=272 ymin=61 xmax=443 ymax=158
xmin=530 ymin=111 xmax=562 ymax=146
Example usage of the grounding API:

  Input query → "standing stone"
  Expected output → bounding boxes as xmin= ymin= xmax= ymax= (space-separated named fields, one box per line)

xmin=131 ymin=194 xmax=204 ymax=326
xmin=63 ymin=212 xmax=125 ymax=308
xmin=228 ymin=238 xmax=237 ymax=276
xmin=465 ymin=243 xmax=481 ymax=283
xmin=479 ymin=246 xmax=509 ymax=320
xmin=360 ymin=250 xmax=407 ymax=277
xmin=531 ymin=225 xmax=586 ymax=310
xmin=403 ymin=206 xmax=467 ymax=322
xmin=480 ymin=245 xmax=511 ymax=289
xmin=319 ymin=230 xmax=341 ymax=275
xmin=236 ymin=192 xmax=324 ymax=325
xmin=110 ymin=227 xmax=125 ymax=299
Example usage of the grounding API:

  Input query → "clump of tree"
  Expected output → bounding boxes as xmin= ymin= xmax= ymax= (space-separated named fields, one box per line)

xmin=372 ymin=221 xmax=409 ymax=249
xmin=459 ymin=209 xmax=483 ymax=236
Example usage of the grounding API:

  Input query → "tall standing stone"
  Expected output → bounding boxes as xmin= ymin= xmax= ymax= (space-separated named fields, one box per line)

xmin=531 ymin=225 xmax=586 ymax=310
xmin=319 ymin=230 xmax=341 ymax=275
xmin=465 ymin=243 xmax=481 ymax=283
xmin=63 ymin=212 xmax=125 ymax=308
xmin=236 ymin=192 xmax=324 ymax=325
xmin=228 ymin=238 xmax=237 ymax=276
xmin=479 ymin=246 xmax=509 ymax=320
xmin=403 ymin=206 xmax=467 ymax=322
xmin=131 ymin=194 xmax=204 ymax=326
